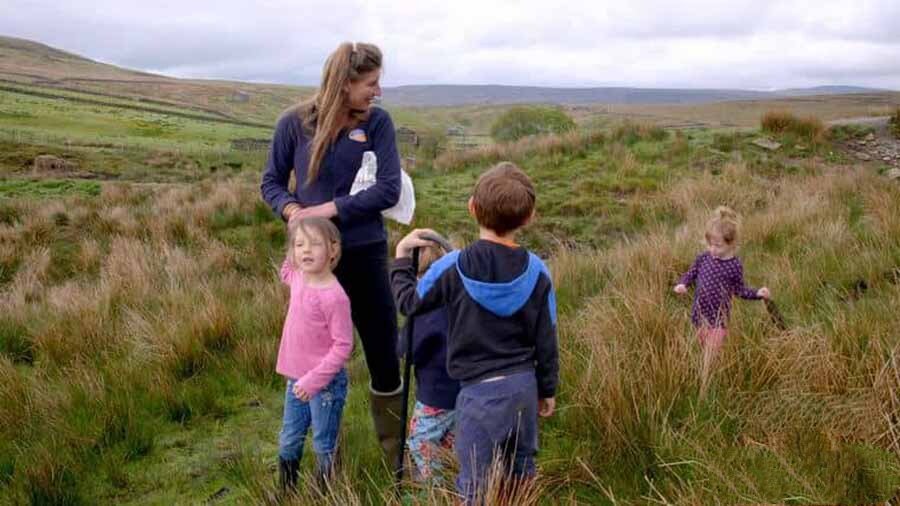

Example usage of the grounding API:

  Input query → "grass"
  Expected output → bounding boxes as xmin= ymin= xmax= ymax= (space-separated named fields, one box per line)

xmin=0 ymin=178 xmax=101 ymax=198
xmin=2 ymin=108 xmax=900 ymax=504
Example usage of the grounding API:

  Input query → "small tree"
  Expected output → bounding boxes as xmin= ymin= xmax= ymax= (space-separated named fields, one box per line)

xmin=490 ymin=106 xmax=576 ymax=143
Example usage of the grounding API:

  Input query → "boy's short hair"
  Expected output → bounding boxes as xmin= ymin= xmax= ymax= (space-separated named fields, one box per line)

xmin=471 ymin=161 xmax=535 ymax=236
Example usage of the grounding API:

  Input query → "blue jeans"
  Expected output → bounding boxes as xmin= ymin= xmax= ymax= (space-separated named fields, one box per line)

xmin=454 ymin=372 xmax=538 ymax=505
xmin=278 ymin=369 xmax=348 ymax=474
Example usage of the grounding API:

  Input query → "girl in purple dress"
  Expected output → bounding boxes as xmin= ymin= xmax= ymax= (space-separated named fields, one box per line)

xmin=674 ymin=206 xmax=770 ymax=393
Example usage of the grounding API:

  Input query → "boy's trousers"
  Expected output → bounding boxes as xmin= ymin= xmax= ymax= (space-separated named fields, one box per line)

xmin=454 ymin=371 xmax=538 ymax=504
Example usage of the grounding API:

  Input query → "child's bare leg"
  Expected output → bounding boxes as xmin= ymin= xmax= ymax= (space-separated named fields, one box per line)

xmin=698 ymin=328 xmax=725 ymax=399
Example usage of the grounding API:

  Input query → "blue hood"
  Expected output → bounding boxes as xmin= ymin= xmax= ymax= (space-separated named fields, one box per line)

xmin=416 ymin=250 xmax=557 ymax=325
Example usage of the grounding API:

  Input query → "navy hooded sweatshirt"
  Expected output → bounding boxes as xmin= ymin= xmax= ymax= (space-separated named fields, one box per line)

xmin=390 ymin=240 xmax=559 ymax=399
xmin=397 ymin=306 xmax=461 ymax=410
xmin=260 ymin=106 xmax=401 ymax=248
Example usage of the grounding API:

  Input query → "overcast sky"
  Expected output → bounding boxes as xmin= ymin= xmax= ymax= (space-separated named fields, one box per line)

xmin=2 ymin=0 xmax=898 ymax=90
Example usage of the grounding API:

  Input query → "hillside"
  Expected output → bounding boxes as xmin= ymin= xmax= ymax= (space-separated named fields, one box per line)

xmin=2 ymin=35 xmax=895 ymax=122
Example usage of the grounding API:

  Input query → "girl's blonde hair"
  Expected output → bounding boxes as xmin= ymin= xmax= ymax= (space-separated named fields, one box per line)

xmin=297 ymin=41 xmax=382 ymax=186
xmin=287 ymin=217 xmax=342 ymax=270
xmin=705 ymin=206 xmax=740 ymax=246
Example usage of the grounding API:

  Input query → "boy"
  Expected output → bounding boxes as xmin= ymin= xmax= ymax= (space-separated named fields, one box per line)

xmin=391 ymin=161 xmax=558 ymax=504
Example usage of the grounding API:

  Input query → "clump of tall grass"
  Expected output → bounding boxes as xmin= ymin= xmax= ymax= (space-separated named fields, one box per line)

xmin=760 ymin=110 xmax=825 ymax=144
xmin=433 ymin=129 xmax=606 ymax=172
xmin=611 ymin=121 xmax=668 ymax=145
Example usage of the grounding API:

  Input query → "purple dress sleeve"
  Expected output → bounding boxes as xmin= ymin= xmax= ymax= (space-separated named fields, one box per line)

xmin=678 ymin=254 xmax=702 ymax=287
xmin=732 ymin=259 xmax=761 ymax=300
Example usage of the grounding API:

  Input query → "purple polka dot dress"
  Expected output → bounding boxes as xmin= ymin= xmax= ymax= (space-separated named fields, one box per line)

xmin=678 ymin=252 xmax=761 ymax=329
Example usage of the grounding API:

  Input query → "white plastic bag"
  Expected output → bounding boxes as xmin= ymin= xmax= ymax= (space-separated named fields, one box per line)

xmin=349 ymin=151 xmax=415 ymax=225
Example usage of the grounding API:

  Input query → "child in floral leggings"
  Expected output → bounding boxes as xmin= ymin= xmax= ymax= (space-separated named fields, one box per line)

xmin=397 ymin=242 xmax=460 ymax=482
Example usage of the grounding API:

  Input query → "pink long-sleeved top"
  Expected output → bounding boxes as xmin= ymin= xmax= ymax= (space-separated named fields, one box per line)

xmin=276 ymin=260 xmax=353 ymax=397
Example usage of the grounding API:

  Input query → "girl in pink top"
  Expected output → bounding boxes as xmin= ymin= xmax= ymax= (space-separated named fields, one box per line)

xmin=276 ymin=217 xmax=353 ymax=493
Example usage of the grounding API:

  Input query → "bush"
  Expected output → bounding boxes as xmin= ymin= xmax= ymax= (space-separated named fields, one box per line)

xmin=612 ymin=121 xmax=668 ymax=145
xmin=490 ymin=106 xmax=576 ymax=143
xmin=760 ymin=110 xmax=825 ymax=143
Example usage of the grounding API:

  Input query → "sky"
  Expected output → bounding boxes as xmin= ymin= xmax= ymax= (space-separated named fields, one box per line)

xmin=2 ymin=0 xmax=899 ymax=90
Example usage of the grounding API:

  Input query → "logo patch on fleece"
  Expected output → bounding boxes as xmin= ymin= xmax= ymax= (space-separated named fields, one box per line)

xmin=348 ymin=129 xmax=367 ymax=142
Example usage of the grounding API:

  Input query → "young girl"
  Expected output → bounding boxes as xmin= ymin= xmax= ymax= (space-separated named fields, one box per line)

xmin=276 ymin=217 xmax=353 ymax=492
xmin=674 ymin=206 xmax=770 ymax=392
xmin=396 ymin=240 xmax=460 ymax=483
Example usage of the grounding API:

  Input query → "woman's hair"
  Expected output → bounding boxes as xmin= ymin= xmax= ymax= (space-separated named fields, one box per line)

xmin=297 ymin=41 xmax=382 ymax=186
xmin=705 ymin=206 xmax=740 ymax=246
xmin=286 ymin=217 xmax=342 ymax=270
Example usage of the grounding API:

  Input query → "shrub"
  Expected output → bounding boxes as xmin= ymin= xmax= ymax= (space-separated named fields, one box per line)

xmin=489 ymin=106 xmax=576 ymax=143
xmin=612 ymin=121 xmax=668 ymax=145
xmin=760 ymin=110 xmax=825 ymax=143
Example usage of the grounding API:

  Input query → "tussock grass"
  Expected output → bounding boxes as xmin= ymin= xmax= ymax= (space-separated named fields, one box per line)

xmin=2 ymin=124 xmax=900 ymax=503
xmin=761 ymin=110 xmax=826 ymax=144
xmin=434 ymin=128 xmax=607 ymax=172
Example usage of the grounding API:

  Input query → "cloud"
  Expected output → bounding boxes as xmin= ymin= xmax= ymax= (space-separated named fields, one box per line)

xmin=1 ymin=0 xmax=898 ymax=89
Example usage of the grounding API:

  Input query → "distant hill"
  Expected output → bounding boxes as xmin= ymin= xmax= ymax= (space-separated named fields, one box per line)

xmin=380 ymin=84 xmax=887 ymax=107
xmin=0 ymin=34 xmax=891 ymax=117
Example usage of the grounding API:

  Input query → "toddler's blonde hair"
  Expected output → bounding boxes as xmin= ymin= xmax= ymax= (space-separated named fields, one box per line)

xmin=705 ymin=206 xmax=740 ymax=247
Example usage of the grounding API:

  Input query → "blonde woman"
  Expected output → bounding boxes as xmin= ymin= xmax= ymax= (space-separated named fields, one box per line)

xmin=261 ymin=41 xmax=404 ymax=471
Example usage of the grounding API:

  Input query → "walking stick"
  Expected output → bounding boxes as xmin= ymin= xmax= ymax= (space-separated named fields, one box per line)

xmin=764 ymin=298 xmax=787 ymax=331
xmin=395 ymin=232 xmax=454 ymax=485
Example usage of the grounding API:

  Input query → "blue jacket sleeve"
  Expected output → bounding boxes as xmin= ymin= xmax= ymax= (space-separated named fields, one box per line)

xmin=334 ymin=109 xmax=402 ymax=224
xmin=260 ymin=112 xmax=300 ymax=220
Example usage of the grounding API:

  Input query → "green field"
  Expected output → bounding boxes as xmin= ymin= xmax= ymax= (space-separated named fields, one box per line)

xmin=2 ymin=75 xmax=900 ymax=505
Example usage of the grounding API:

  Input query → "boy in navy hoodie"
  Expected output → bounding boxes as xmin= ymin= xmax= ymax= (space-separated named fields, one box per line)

xmin=391 ymin=161 xmax=558 ymax=504
xmin=396 ymin=241 xmax=461 ymax=482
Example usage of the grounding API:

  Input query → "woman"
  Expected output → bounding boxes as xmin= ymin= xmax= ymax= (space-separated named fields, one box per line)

xmin=260 ymin=41 xmax=404 ymax=472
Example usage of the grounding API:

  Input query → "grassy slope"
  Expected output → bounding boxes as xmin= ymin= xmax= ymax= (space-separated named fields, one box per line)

xmin=2 ymin=111 xmax=900 ymax=504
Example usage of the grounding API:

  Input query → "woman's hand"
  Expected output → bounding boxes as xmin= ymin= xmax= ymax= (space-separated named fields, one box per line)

xmin=673 ymin=284 xmax=688 ymax=295
xmin=294 ymin=202 xmax=338 ymax=221
xmin=757 ymin=287 xmax=770 ymax=299
xmin=282 ymin=203 xmax=302 ymax=222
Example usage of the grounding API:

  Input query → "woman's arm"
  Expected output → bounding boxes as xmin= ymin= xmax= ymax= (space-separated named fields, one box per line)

xmin=260 ymin=113 xmax=301 ymax=221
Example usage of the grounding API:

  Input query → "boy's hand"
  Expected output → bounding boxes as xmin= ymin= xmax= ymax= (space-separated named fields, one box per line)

xmin=395 ymin=228 xmax=439 ymax=258
xmin=673 ymin=284 xmax=688 ymax=295
xmin=757 ymin=287 xmax=770 ymax=299
xmin=538 ymin=397 xmax=556 ymax=418
xmin=292 ymin=383 xmax=311 ymax=402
